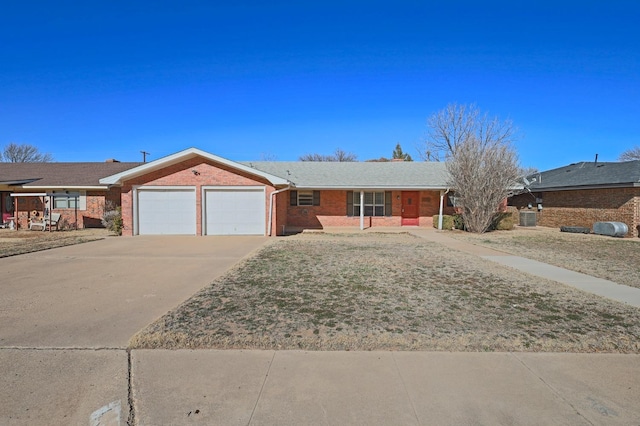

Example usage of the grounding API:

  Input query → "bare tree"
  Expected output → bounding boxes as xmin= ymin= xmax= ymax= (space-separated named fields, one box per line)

xmin=299 ymin=148 xmax=357 ymax=162
xmin=619 ymin=146 xmax=640 ymax=161
xmin=519 ymin=166 xmax=539 ymax=178
xmin=1 ymin=143 xmax=53 ymax=162
xmin=426 ymin=104 xmax=520 ymax=233
xmin=420 ymin=103 xmax=516 ymax=161
xmin=447 ymin=136 xmax=520 ymax=233
xmin=259 ymin=152 xmax=278 ymax=161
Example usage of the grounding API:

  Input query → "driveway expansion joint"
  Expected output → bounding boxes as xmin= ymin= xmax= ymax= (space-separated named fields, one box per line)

xmin=247 ymin=350 xmax=276 ymax=425
xmin=510 ymin=353 xmax=594 ymax=425
xmin=391 ymin=352 xmax=421 ymax=425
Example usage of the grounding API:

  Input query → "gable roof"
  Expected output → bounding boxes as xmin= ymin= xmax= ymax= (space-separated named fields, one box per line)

xmin=0 ymin=162 xmax=142 ymax=189
xmin=244 ymin=161 xmax=450 ymax=189
xmin=99 ymin=147 xmax=290 ymax=186
xmin=526 ymin=160 xmax=640 ymax=191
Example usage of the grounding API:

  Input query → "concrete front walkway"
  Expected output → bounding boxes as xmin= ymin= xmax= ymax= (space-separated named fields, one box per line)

xmin=410 ymin=228 xmax=640 ymax=308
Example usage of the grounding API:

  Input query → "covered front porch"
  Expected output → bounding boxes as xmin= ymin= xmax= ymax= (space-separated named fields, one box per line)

xmin=282 ymin=189 xmax=456 ymax=234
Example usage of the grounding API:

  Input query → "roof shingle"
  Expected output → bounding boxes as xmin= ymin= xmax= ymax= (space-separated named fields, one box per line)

xmin=526 ymin=161 xmax=640 ymax=190
xmin=0 ymin=162 xmax=142 ymax=187
xmin=243 ymin=161 xmax=450 ymax=189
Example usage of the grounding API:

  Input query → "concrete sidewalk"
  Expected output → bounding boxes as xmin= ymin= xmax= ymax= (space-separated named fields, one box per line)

xmin=131 ymin=350 xmax=640 ymax=425
xmin=411 ymin=228 xmax=640 ymax=308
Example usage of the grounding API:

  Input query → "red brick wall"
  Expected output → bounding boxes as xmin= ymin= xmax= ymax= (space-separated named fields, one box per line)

xmin=120 ymin=158 xmax=275 ymax=236
xmin=285 ymin=190 xmax=450 ymax=232
xmin=510 ymin=187 xmax=640 ymax=238
xmin=273 ymin=190 xmax=289 ymax=236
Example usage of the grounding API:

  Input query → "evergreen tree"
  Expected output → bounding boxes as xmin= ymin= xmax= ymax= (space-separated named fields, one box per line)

xmin=392 ymin=143 xmax=413 ymax=161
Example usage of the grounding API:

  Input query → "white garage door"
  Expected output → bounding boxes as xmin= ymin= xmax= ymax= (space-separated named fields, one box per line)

xmin=137 ymin=188 xmax=196 ymax=235
xmin=205 ymin=188 xmax=265 ymax=235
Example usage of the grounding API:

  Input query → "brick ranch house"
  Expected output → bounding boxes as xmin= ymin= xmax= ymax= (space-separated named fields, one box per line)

xmin=509 ymin=160 xmax=640 ymax=238
xmin=99 ymin=148 xmax=457 ymax=236
xmin=0 ymin=161 xmax=141 ymax=230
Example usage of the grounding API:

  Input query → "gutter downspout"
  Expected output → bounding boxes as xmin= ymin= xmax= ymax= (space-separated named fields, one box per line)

xmin=438 ymin=188 xmax=450 ymax=230
xmin=268 ymin=185 xmax=291 ymax=236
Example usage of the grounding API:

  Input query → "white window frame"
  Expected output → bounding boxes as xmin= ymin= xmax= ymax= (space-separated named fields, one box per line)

xmin=297 ymin=190 xmax=314 ymax=206
xmin=353 ymin=191 xmax=385 ymax=216
xmin=52 ymin=191 xmax=86 ymax=210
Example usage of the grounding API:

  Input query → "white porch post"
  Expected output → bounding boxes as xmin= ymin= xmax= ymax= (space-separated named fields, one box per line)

xmin=359 ymin=190 xmax=364 ymax=230
xmin=438 ymin=190 xmax=445 ymax=230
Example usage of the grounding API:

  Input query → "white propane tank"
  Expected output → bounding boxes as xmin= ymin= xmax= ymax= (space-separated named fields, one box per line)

xmin=593 ymin=222 xmax=628 ymax=237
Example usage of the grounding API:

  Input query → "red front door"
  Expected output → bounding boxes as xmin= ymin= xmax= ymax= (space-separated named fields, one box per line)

xmin=401 ymin=191 xmax=419 ymax=226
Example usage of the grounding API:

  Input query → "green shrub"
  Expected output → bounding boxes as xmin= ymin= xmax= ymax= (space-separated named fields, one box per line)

xmin=491 ymin=212 xmax=515 ymax=231
xmin=453 ymin=214 xmax=465 ymax=230
xmin=102 ymin=202 xmax=123 ymax=235
xmin=433 ymin=215 xmax=454 ymax=230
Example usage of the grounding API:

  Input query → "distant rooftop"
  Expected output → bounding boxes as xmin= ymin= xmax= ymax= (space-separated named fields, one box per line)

xmin=0 ymin=162 xmax=142 ymax=187
xmin=526 ymin=160 xmax=640 ymax=190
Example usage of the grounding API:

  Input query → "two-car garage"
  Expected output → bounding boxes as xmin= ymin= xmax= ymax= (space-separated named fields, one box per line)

xmin=135 ymin=186 xmax=266 ymax=235
xmin=99 ymin=148 xmax=290 ymax=237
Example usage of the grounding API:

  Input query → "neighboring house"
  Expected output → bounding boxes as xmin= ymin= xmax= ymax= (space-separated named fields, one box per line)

xmin=99 ymin=148 xmax=457 ymax=236
xmin=509 ymin=160 xmax=640 ymax=237
xmin=0 ymin=161 xmax=141 ymax=229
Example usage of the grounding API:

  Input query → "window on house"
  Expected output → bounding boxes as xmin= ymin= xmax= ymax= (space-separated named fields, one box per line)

xmin=52 ymin=191 xmax=86 ymax=210
xmin=297 ymin=191 xmax=314 ymax=206
xmin=290 ymin=190 xmax=320 ymax=206
xmin=347 ymin=191 xmax=392 ymax=216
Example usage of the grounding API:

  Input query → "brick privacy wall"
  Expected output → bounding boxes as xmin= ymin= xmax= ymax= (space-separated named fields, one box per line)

xmin=510 ymin=187 xmax=640 ymax=238
xmin=120 ymin=158 xmax=275 ymax=236
xmin=285 ymin=190 xmax=450 ymax=231
xmin=12 ymin=188 xmax=121 ymax=230
xmin=273 ymin=190 xmax=289 ymax=236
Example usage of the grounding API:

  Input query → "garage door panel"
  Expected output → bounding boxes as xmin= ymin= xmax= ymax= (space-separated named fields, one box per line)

xmin=205 ymin=189 xmax=265 ymax=235
xmin=138 ymin=189 xmax=196 ymax=235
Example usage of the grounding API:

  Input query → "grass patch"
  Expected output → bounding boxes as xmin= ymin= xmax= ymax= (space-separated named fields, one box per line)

xmin=131 ymin=233 xmax=640 ymax=353
xmin=0 ymin=228 xmax=108 ymax=257
xmin=449 ymin=227 xmax=640 ymax=289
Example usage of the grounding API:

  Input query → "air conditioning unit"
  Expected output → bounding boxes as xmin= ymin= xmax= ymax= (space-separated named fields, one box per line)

xmin=519 ymin=211 xmax=537 ymax=227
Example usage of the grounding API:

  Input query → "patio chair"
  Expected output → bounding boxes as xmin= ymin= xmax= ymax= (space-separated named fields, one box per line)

xmin=29 ymin=213 xmax=61 ymax=231
xmin=29 ymin=216 xmax=46 ymax=231
xmin=44 ymin=213 xmax=61 ymax=231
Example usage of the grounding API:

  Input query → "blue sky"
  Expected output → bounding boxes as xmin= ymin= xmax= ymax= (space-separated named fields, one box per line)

xmin=1 ymin=1 xmax=638 ymax=170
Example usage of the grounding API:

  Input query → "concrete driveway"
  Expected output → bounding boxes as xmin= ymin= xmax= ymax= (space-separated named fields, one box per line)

xmin=0 ymin=235 xmax=268 ymax=425
xmin=0 ymin=235 xmax=269 ymax=348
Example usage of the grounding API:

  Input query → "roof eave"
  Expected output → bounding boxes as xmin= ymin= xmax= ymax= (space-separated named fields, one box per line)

xmin=529 ymin=182 xmax=638 ymax=191
xmin=19 ymin=185 xmax=110 ymax=191
xmin=100 ymin=148 xmax=289 ymax=186
xmin=291 ymin=185 xmax=450 ymax=190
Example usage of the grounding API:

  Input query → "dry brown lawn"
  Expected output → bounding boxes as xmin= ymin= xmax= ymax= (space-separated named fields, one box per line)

xmin=131 ymin=232 xmax=640 ymax=353
xmin=448 ymin=226 xmax=640 ymax=289
xmin=0 ymin=228 xmax=109 ymax=257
